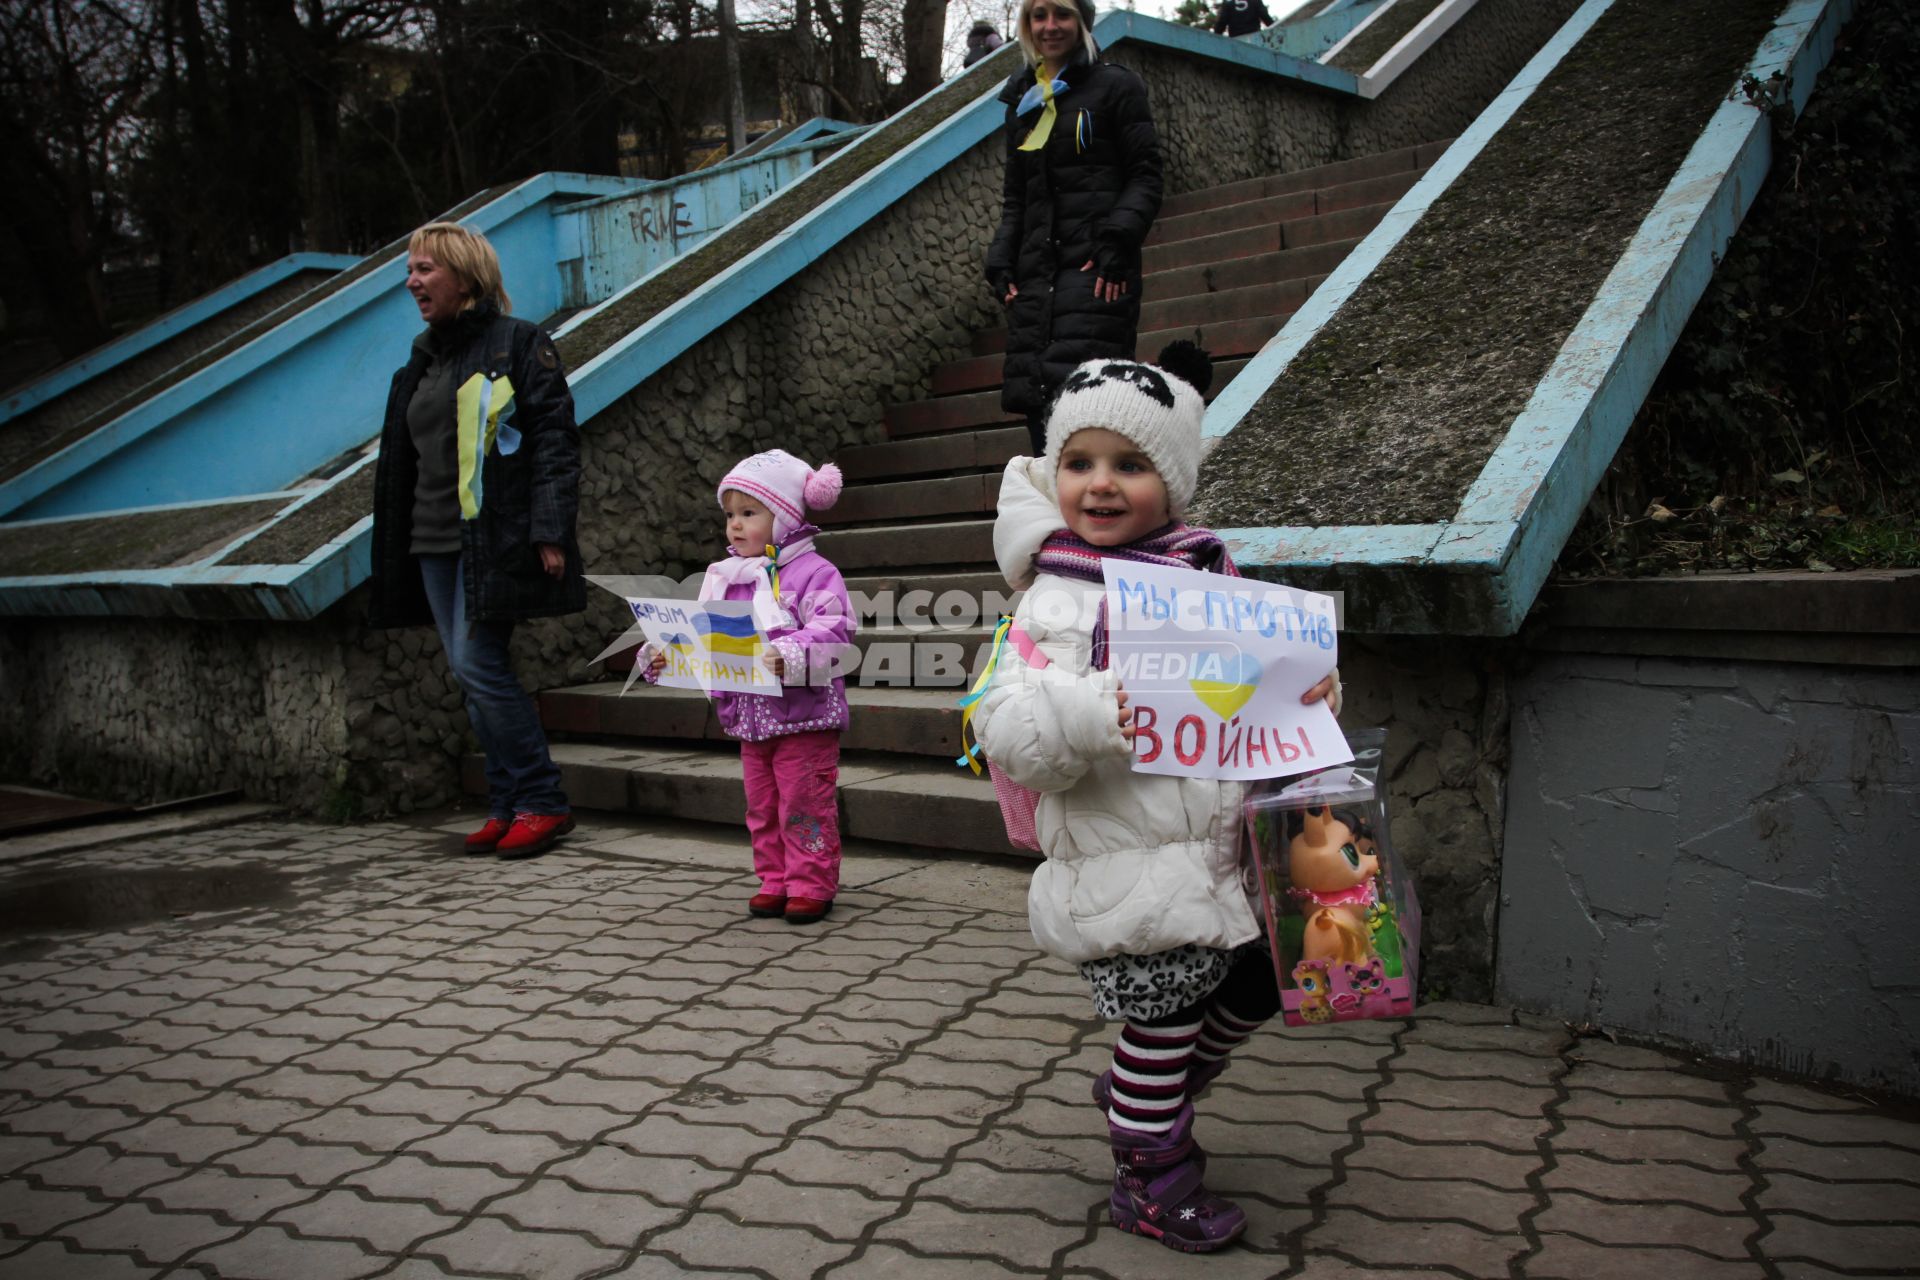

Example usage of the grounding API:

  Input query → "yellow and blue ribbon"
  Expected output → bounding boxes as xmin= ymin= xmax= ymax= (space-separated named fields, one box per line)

xmin=455 ymin=372 xmax=516 ymax=520
xmin=764 ymin=543 xmax=781 ymax=599
xmin=956 ymin=615 xmax=1017 ymax=773
xmin=1016 ymin=75 xmax=1067 ymax=152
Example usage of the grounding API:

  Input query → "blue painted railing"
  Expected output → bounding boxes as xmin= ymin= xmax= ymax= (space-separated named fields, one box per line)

xmin=0 ymin=127 xmax=859 ymax=526
xmin=0 ymin=174 xmax=638 ymax=525
xmin=554 ymin=121 xmax=865 ymax=309
xmin=1211 ymin=0 xmax=1856 ymax=634
xmin=1255 ymin=0 xmax=1390 ymax=60
xmin=0 ymin=253 xmax=359 ymax=427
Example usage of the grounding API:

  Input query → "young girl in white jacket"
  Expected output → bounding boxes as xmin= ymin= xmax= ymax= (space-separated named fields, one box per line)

xmin=972 ymin=342 xmax=1340 ymax=1254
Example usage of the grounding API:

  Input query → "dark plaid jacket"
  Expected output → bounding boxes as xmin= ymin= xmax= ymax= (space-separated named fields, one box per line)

xmin=368 ymin=303 xmax=585 ymax=627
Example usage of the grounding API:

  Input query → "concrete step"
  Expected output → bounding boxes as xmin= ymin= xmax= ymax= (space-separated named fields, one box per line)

xmin=1157 ymin=141 xmax=1445 ymax=219
xmin=838 ymin=427 xmax=1027 ymax=483
xmin=542 ymin=682 xmax=976 ymax=757
xmin=849 ymin=624 xmax=997 ymax=687
xmin=603 ymin=619 xmax=999 ymax=682
xmin=1148 ymin=239 xmax=1359 ymax=307
xmin=883 ymin=388 xmax=1018 ymax=437
xmin=971 ymin=306 xmax=1282 ymax=364
xmin=1141 ymin=199 xmax=1398 ymax=276
xmin=927 ymin=329 xmax=1254 ymax=393
xmin=969 ymin=205 xmax=1389 ymax=359
xmin=867 ymin=351 xmax=1251 ymax=450
xmin=969 ymin=278 xmax=1304 ymax=357
xmin=1135 ymin=312 xmax=1283 ymax=363
xmin=1140 ymin=275 xmax=1317 ymax=338
xmin=1146 ymin=170 xmax=1417 ymax=247
xmin=468 ymin=741 xmax=1020 ymax=857
xmin=818 ymin=472 xmax=1002 ymax=525
xmin=1148 ymin=188 xmax=1319 ymax=247
xmin=816 ymin=518 xmax=995 ymax=569
xmin=844 ymin=569 xmax=1013 ymax=620
xmin=928 ymin=352 xmax=1007 ymax=397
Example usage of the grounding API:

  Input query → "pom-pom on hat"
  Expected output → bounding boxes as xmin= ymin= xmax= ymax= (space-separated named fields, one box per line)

xmin=717 ymin=448 xmax=843 ymax=541
xmin=1043 ymin=340 xmax=1214 ymax=514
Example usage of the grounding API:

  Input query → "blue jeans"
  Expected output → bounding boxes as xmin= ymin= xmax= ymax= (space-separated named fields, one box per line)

xmin=417 ymin=554 xmax=568 ymax=820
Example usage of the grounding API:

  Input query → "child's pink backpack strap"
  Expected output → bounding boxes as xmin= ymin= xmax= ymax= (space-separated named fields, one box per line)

xmin=1007 ymin=620 xmax=1050 ymax=670
xmin=955 ymin=615 xmax=1050 ymax=852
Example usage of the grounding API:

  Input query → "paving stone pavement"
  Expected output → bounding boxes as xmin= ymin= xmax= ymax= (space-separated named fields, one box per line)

xmin=1 ymin=811 xmax=1917 ymax=1279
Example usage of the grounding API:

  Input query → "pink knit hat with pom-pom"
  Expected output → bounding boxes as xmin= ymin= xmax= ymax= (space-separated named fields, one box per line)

xmin=716 ymin=448 xmax=843 ymax=541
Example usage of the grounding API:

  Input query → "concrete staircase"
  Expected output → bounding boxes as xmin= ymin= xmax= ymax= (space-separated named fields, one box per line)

xmin=473 ymin=141 xmax=1451 ymax=855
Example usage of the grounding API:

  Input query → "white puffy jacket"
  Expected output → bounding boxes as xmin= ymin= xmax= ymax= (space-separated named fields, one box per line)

xmin=973 ymin=456 xmax=1262 ymax=965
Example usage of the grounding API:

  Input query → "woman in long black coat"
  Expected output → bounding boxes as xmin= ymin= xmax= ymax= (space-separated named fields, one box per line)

xmin=985 ymin=0 xmax=1164 ymax=454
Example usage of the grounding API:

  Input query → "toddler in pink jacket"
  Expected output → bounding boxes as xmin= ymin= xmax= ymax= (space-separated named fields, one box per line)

xmin=646 ymin=449 xmax=856 ymax=924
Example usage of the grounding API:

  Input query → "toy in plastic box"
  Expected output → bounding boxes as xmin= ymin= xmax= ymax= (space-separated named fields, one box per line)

xmin=1243 ymin=730 xmax=1420 ymax=1025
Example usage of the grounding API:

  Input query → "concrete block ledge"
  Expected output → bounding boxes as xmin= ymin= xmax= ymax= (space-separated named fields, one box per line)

xmin=1529 ymin=569 xmax=1920 ymax=667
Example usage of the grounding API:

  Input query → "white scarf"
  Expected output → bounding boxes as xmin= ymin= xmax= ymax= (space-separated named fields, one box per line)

xmin=699 ymin=534 xmax=816 ymax=631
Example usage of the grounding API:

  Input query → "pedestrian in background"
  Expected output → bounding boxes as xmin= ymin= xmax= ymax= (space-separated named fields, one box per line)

xmin=986 ymin=0 xmax=1163 ymax=456
xmin=1212 ymin=0 xmax=1275 ymax=38
xmin=964 ymin=19 xmax=1007 ymax=65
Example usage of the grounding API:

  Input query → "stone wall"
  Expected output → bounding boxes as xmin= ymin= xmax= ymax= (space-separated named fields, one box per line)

xmin=1499 ymin=649 xmax=1920 ymax=1095
xmin=1111 ymin=0 xmax=1582 ymax=193
xmin=0 ymin=614 xmax=355 ymax=813
xmin=1339 ymin=635 xmax=1513 ymax=1002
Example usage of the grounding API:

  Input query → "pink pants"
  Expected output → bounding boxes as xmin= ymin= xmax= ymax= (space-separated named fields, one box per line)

xmin=740 ymin=730 xmax=842 ymax=902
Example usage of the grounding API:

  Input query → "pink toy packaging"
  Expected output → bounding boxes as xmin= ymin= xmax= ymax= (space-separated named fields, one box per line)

xmin=1242 ymin=730 xmax=1421 ymax=1026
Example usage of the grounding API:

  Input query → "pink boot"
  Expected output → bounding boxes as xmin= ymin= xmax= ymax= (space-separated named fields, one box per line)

xmin=1107 ymin=1105 xmax=1246 ymax=1253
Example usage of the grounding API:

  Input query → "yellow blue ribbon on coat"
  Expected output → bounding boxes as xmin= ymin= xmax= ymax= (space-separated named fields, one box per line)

xmin=455 ymin=373 xmax=516 ymax=519
xmin=956 ymin=614 xmax=1017 ymax=772
xmin=1016 ymin=75 xmax=1068 ymax=152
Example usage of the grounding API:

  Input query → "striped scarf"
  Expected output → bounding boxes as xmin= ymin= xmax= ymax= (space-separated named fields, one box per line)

xmin=1032 ymin=523 xmax=1240 ymax=670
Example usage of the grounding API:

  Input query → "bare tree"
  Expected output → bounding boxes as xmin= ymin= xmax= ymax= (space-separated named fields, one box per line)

xmin=0 ymin=0 xmax=154 ymax=357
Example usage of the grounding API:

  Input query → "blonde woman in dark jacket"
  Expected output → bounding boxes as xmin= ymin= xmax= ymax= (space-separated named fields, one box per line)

xmin=985 ymin=0 xmax=1164 ymax=454
xmin=369 ymin=222 xmax=584 ymax=859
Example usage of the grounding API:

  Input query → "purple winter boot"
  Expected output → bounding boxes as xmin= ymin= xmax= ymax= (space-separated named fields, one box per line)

xmin=1107 ymin=1104 xmax=1247 ymax=1253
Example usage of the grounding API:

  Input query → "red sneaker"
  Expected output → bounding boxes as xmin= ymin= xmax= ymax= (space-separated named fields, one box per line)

xmin=464 ymin=817 xmax=513 ymax=853
xmin=783 ymin=897 xmax=832 ymax=925
xmin=748 ymin=893 xmax=787 ymax=918
xmin=495 ymin=811 xmax=576 ymax=859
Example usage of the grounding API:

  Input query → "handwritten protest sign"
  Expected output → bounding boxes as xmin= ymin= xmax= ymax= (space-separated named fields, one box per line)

xmin=1101 ymin=561 xmax=1350 ymax=781
xmin=625 ymin=597 xmax=782 ymax=697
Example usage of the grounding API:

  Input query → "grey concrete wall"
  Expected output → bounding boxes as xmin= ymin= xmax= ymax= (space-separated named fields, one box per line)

xmin=1499 ymin=652 xmax=1920 ymax=1095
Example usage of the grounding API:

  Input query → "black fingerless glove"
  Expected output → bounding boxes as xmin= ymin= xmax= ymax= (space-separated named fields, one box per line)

xmin=1093 ymin=240 xmax=1137 ymax=283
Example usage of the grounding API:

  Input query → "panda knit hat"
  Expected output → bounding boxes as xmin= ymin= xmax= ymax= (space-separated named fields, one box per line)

xmin=1043 ymin=341 xmax=1214 ymax=515
xmin=717 ymin=448 xmax=843 ymax=541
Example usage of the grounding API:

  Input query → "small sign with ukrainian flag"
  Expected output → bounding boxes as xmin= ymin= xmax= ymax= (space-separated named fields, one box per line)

xmin=626 ymin=597 xmax=782 ymax=697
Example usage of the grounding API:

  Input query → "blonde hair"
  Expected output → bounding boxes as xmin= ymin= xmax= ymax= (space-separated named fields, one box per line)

xmin=1015 ymin=0 xmax=1099 ymax=69
xmin=406 ymin=222 xmax=511 ymax=315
